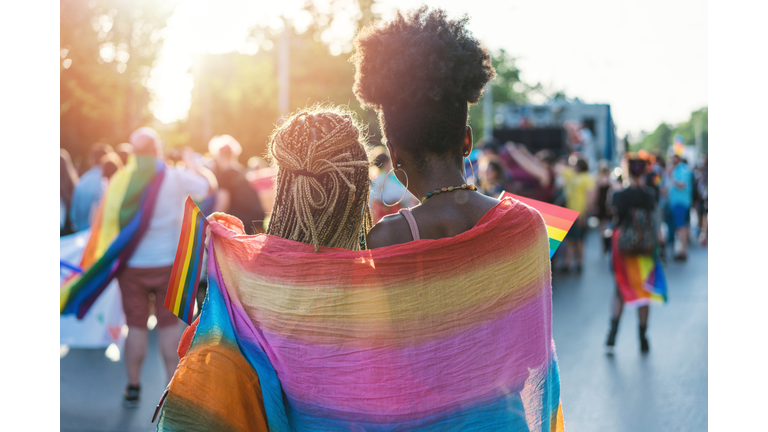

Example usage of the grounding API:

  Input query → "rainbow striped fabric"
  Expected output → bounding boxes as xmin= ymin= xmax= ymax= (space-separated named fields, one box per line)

xmin=499 ymin=192 xmax=580 ymax=258
xmin=164 ymin=197 xmax=209 ymax=325
xmin=157 ymin=197 xmax=565 ymax=431
xmin=611 ymin=231 xmax=667 ymax=305
xmin=61 ymin=155 xmax=165 ymax=318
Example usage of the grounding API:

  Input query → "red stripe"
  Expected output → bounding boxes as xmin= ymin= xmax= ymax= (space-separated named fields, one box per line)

xmin=501 ymin=192 xmax=580 ymax=221
xmin=165 ymin=197 xmax=195 ymax=310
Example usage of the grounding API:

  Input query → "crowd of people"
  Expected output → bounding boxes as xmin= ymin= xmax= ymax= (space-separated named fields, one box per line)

xmin=467 ymin=137 xmax=708 ymax=271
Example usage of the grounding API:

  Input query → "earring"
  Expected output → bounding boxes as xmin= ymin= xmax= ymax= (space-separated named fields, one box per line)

xmin=381 ymin=164 xmax=409 ymax=207
xmin=463 ymin=154 xmax=476 ymax=186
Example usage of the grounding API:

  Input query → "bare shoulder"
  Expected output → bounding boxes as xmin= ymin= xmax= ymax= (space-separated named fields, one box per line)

xmin=366 ymin=212 xmax=413 ymax=249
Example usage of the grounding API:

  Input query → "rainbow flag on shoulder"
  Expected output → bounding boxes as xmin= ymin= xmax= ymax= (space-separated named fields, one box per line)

xmin=60 ymin=155 xmax=165 ymax=318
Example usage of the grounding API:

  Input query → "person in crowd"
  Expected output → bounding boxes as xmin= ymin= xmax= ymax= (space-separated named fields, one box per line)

xmin=606 ymin=156 xmax=665 ymax=354
xmin=69 ymin=143 xmax=112 ymax=232
xmin=115 ymin=142 xmax=133 ymax=166
xmin=478 ymin=159 xmax=508 ymax=197
xmin=116 ymin=127 xmax=216 ymax=408
xmin=171 ymin=107 xmax=376 ymax=422
xmin=595 ymin=160 xmax=615 ymax=254
xmin=561 ymin=156 xmax=595 ymax=273
xmin=645 ymin=155 xmax=668 ymax=260
xmin=246 ymin=159 xmax=277 ymax=220
xmin=502 ymin=142 xmax=554 ymax=202
xmin=60 ymin=149 xmax=79 ymax=236
xmin=493 ymin=142 xmax=540 ymax=198
xmin=369 ymin=146 xmax=417 ymax=222
xmin=100 ymin=152 xmax=124 ymax=181
xmin=208 ymin=135 xmax=266 ymax=235
xmin=247 ymin=155 xmax=269 ymax=172
xmin=353 ymin=8 xmax=563 ymax=426
xmin=695 ymin=155 xmax=708 ymax=246
xmin=668 ymin=154 xmax=693 ymax=261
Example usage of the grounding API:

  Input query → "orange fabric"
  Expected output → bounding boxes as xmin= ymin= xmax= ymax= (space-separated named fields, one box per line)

xmin=162 ymin=343 xmax=269 ymax=432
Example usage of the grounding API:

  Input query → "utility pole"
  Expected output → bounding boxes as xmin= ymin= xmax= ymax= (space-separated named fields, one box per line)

xmin=278 ymin=23 xmax=290 ymax=116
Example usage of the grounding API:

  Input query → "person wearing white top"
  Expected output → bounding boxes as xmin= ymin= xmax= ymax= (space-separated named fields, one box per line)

xmin=116 ymin=127 xmax=216 ymax=408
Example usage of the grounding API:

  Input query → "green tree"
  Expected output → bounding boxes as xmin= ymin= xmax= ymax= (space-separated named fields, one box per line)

xmin=630 ymin=107 xmax=707 ymax=155
xmin=468 ymin=49 xmax=530 ymax=145
xmin=176 ymin=0 xmax=383 ymax=160
xmin=60 ymin=0 xmax=174 ymax=167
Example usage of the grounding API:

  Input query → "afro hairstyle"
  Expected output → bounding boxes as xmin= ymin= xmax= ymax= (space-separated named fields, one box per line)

xmin=351 ymin=6 xmax=496 ymax=166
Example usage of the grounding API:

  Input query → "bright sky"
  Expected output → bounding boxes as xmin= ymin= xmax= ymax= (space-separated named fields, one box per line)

xmin=149 ymin=0 xmax=707 ymax=136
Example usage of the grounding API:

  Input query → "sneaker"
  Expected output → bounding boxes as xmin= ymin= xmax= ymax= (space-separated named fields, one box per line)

xmin=123 ymin=385 xmax=140 ymax=408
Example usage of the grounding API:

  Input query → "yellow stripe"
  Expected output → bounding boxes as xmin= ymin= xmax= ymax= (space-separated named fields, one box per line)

xmin=546 ymin=225 xmax=567 ymax=242
xmin=97 ymin=155 xmax=136 ymax=256
xmin=60 ymin=278 xmax=76 ymax=312
xmin=174 ymin=208 xmax=200 ymax=315
xmin=637 ymin=256 xmax=654 ymax=280
xmin=215 ymin=232 xmax=552 ymax=344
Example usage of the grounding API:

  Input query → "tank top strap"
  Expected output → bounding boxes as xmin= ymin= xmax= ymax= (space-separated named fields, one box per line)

xmin=398 ymin=208 xmax=420 ymax=241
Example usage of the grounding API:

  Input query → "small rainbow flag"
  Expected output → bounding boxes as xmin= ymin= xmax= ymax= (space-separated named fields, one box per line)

xmin=164 ymin=197 xmax=209 ymax=325
xmin=499 ymin=191 xmax=580 ymax=258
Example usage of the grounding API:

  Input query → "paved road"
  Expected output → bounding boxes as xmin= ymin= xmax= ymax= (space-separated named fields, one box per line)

xmin=552 ymin=232 xmax=708 ymax=431
xmin=61 ymin=231 xmax=707 ymax=432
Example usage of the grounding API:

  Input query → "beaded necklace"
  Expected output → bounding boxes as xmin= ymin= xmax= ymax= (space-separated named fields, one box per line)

xmin=420 ymin=184 xmax=477 ymax=203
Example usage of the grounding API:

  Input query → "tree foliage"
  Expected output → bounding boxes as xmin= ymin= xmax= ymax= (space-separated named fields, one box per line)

xmin=61 ymin=0 xmax=174 ymax=167
xmin=173 ymin=0 xmax=382 ymax=161
xmin=468 ymin=49 xmax=538 ymax=144
xmin=630 ymin=107 xmax=708 ymax=155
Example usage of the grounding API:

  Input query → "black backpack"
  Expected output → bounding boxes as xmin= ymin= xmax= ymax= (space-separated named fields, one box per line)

xmin=617 ymin=207 xmax=656 ymax=255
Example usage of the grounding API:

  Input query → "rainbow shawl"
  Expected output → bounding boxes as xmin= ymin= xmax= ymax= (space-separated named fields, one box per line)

xmin=60 ymin=155 xmax=165 ymax=318
xmin=157 ymin=198 xmax=564 ymax=431
xmin=611 ymin=230 xmax=668 ymax=306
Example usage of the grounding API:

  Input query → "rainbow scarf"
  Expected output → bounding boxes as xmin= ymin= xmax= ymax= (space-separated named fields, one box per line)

xmin=60 ymin=155 xmax=165 ymax=318
xmin=611 ymin=230 xmax=667 ymax=305
xmin=157 ymin=198 xmax=565 ymax=431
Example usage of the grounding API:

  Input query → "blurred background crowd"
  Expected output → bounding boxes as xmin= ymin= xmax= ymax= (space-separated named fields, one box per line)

xmin=61 ymin=124 xmax=708 ymax=273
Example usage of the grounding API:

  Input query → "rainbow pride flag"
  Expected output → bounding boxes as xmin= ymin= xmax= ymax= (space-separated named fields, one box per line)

xmin=611 ymin=231 xmax=667 ymax=306
xmin=164 ymin=197 xmax=209 ymax=325
xmin=156 ymin=198 xmax=564 ymax=431
xmin=61 ymin=155 xmax=165 ymax=318
xmin=499 ymin=191 xmax=580 ymax=258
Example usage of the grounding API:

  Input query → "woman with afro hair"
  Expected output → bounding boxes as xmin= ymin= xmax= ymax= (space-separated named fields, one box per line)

xmin=351 ymin=7 xmax=504 ymax=246
xmin=352 ymin=7 xmax=564 ymax=430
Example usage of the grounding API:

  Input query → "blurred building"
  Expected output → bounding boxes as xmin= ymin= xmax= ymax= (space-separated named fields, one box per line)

xmin=495 ymin=98 xmax=618 ymax=169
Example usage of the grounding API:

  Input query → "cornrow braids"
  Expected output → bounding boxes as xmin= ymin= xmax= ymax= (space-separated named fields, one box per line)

xmin=267 ymin=105 xmax=373 ymax=252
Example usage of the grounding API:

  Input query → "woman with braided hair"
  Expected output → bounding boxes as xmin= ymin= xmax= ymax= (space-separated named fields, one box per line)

xmin=266 ymin=105 xmax=373 ymax=252
xmin=175 ymin=104 xmax=372 ymax=361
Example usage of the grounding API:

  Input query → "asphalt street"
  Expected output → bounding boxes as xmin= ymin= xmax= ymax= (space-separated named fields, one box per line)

xmin=61 ymin=231 xmax=708 ymax=432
